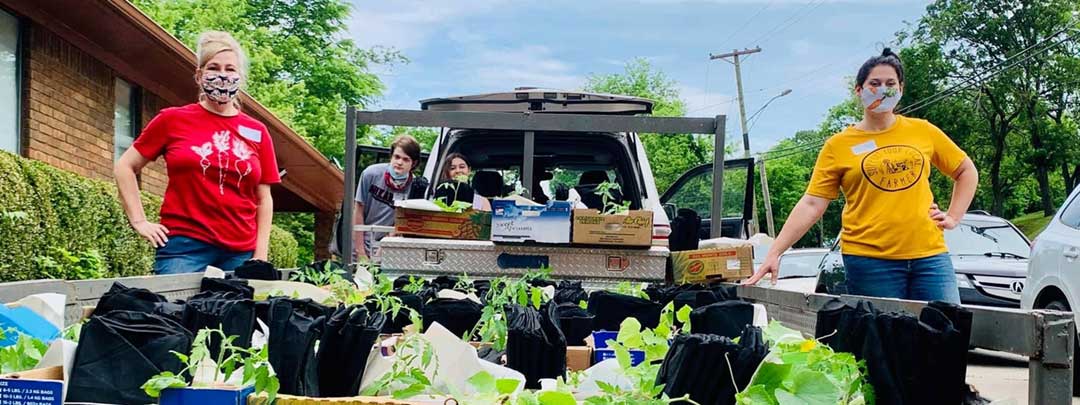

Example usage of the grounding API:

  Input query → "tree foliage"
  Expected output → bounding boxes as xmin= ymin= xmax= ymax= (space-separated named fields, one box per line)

xmin=583 ymin=58 xmax=721 ymax=193
xmin=132 ymin=0 xmax=401 ymax=162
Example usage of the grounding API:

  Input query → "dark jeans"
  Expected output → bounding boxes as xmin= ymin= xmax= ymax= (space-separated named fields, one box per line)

xmin=153 ymin=235 xmax=253 ymax=274
xmin=842 ymin=253 xmax=960 ymax=304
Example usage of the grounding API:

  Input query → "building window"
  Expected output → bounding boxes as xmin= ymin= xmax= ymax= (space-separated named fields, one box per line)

xmin=113 ymin=78 xmax=140 ymax=161
xmin=0 ymin=10 xmax=19 ymax=154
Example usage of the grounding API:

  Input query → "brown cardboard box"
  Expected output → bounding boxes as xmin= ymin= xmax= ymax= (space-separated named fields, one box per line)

xmin=566 ymin=346 xmax=593 ymax=371
xmin=671 ymin=245 xmax=754 ymax=284
xmin=394 ymin=208 xmax=491 ymax=240
xmin=571 ymin=209 xmax=653 ymax=247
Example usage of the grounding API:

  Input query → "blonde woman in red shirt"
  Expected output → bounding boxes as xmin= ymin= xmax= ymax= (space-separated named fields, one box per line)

xmin=114 ymin=31 xmax=280 ymax=274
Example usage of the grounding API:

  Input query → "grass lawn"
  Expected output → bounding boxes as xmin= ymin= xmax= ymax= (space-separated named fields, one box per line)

xmin=1012 ymin=211 xmax=1054 ymax=239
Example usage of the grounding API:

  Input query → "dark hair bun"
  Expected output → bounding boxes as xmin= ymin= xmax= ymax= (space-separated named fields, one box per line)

xmin=881 ymin=47 xmax=899 ymax=58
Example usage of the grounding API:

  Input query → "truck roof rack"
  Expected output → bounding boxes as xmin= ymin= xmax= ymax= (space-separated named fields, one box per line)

xmin=420 ymin=88 xmax=654 ymax=115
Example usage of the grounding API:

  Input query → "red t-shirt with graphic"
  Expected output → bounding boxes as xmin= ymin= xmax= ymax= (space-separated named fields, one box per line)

xmin=133 ymin=103 xmax=281 ymax=252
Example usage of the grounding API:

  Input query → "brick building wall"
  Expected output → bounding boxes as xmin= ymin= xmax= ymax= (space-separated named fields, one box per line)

xmin=22 ymin=23 xmax=171 ymax=195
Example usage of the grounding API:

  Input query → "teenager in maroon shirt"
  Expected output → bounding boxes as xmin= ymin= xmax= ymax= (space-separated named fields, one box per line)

xmin=114 ymin=31 xmax=280 ymax=274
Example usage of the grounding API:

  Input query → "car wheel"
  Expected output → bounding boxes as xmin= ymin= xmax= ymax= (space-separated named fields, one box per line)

xmin=1040 ymin=299 xmax=1078 ymax=396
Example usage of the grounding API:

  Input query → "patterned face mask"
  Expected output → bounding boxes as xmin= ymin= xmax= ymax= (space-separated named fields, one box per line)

xmin=201 ymin=72 xmax=241 ymax=104
xmin=859 ymin=85 xmax=902 ymax=113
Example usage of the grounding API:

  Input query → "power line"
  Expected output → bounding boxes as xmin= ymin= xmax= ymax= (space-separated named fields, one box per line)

xmin=715 ymin=0 xmax=777 ymax=50
xmin=748 ymin=0 xmax=826 ymax=47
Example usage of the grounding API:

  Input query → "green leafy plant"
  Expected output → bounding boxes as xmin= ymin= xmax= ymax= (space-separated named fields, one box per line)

xmin=470 ymin=268 xmax=552 ymax=350
xmin=584 ymin=317 xmax=698 ymax=405
xmin=32 ymin=247 xmax=106 ymax=280
xmin=611 ymin=281 xmax=650 ymax=300
xmin=360 ymin=333 xmax=440 ymax=399
xmin=402 ymin=275 xmax=427 ymax=294
xmin=435 ymin=181 xmax=475 ymax=213
xmin=734 ymin=321 xmax=874 ymax=405
xmin=290 ymin=260 xmax=347 ymax=286
xmin=0 ymin=330 xmax=49 ymax=374
xmin=141 ymin=327 xmax=278 ymax=402
xmin=595 ymin=181 xmax=631 ymax=215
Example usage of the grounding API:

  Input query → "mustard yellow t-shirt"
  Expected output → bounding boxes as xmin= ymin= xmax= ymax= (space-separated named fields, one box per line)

xmin=806 ymin=115 xmax=969 ymax=260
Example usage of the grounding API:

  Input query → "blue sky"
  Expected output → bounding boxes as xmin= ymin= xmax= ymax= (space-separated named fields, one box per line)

xmin=345 ymin=0 xmax=931 ymax=154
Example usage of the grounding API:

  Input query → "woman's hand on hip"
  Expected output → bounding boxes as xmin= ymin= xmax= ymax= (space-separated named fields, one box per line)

xmin=132 ymin=220 xmax=169 ymax=247
xmin=929 ymin=203 xmax=958 ymax=230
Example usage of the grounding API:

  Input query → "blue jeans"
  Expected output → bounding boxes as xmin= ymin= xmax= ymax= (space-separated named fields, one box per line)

xmin=842 ymin=253 xmax=961 ymax=304
xmin=154 ymin=236 xmax=253 ymax=275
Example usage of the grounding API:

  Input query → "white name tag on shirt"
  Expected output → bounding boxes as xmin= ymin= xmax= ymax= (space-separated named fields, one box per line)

xmin=851 ymin=140 xmax=877 ymax=155
xmin=238 ymin=125 xmax=262 ymax=143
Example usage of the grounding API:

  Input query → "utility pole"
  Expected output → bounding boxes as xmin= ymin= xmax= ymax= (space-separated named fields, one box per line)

xmin=710 ymin=47 xmax=762 ymax=235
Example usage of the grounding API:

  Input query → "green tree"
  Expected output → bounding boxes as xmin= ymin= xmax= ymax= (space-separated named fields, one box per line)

xmin=915 ymin=0 xmax=1080 ymax=216
xmin=132 ymin=0 xmax=400 ymax=162
xmin=583 ymin=58 xmax=717 ymax=193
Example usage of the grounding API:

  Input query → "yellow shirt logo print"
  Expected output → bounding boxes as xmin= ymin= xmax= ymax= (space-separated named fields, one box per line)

xmin=860 ymin=145 xmax=925 ymax=192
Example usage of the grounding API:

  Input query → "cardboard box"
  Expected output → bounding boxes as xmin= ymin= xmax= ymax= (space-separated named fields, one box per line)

xmin=571 ymin=209 xmax=653 ymax=247
xmin=394 ymin=208 xmax=491 ymax=240
xmin=491 ymin=200 xmax=572 ymax=244
xmin=161 ymin=385 xmax=254 ymax=405
xmin=566 ymin=346 xmax=593 ymax=371
xmin=671 ymin=245 xmax=755 ymax=284
xmin=0 ymin=366 xmax=64 ymax=405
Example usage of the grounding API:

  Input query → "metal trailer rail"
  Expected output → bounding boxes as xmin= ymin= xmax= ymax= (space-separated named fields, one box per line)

xmin=736 ymin=284 xmax=1075 ymax=404
xmin=341 ymin=108 xmax=728 ymax=271
xmin=0 ymin=274 xmax=1073 ymax=402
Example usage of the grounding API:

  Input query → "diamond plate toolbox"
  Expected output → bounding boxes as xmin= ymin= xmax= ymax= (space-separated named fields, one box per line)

xmin=376 ymin=236 xmax=667 ymax=282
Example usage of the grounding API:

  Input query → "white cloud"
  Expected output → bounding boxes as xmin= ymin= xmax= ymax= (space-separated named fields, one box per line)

xmin=463 ymin=45 xmax=584 ymax=91
xmin=345 ymin=0 xmax=505 ymax=50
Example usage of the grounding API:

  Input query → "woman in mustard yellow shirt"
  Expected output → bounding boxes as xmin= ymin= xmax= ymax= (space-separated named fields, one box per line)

xmin=744 ymin=49 xmax=978 ymax=304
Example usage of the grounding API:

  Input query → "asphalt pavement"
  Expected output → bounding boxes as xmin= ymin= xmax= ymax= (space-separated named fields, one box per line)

xmin=967 ymin=349 xmax=1080 ymax=404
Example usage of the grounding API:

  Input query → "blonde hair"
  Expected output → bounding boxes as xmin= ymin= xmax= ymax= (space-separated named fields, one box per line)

xmin=195 ymin=31 xmax=247 ymax=106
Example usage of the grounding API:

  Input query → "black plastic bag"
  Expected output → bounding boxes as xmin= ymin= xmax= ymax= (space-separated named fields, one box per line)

xmin=67 ymin=310 xmax=193 ymax=405
xmin=656 ymin=326 xmax=767 ymax=405
xmin=265 ymin=297 xmax=326 ymax=396
xmin=689 ymin=300 xmax=754 ymax=339
xmin=528 ymin=278 xmax=558 ymax=289
xmin=366 ymin=291 xmax=424 ymax=334
xmin=91 ymin=282 xmax=168 ymax=317
xmin=555 ymin=302 xmax=595 ymax=346
xmin=554 ymin=280 xmax=588 ymax=304
xmin=588 ymin=291 xmax=661 ymax=331
xmin=477 ymin=345 xmax=505 ymax=365
xmin=473 ymin=279 xmax=493 ymax=299
xmin=506 ymin=303 xmax=567 ymax=389
xmin=317 ymin=305 xmax=387 ymax=397
xmin=431 ymin=275 xmax=460 ymax=291
xmin=235 ymin=259 xmax=280 ymax=280
xmin=182 ymin=291 xmax=256 ymax=358
xmin=423 ymin=297 xmax=483 ymax=338
xmin=644 ymin=283 xmax=711 ymax=306
xmin=815 ymin=299 xmax=971 ymax=405
xmin=200 ymin=277 xmax=254 ymax=299
xmin=672 ymin=290 xmax=719 ymax=311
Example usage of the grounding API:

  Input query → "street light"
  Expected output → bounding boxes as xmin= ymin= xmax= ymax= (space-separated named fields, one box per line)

xmin=746 ymin=88 xmax=791 ymax=238
xmin=747 ymin=89 xmax=793 ymax=128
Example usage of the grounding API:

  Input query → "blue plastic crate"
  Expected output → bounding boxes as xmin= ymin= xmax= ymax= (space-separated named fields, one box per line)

xmin=592 ymin=330 xmax=618 ymax=349
xmin=159 ymin=385 xmax=254 ymax=405
xmin=593 ymin=348 xmax=645 ymax=366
